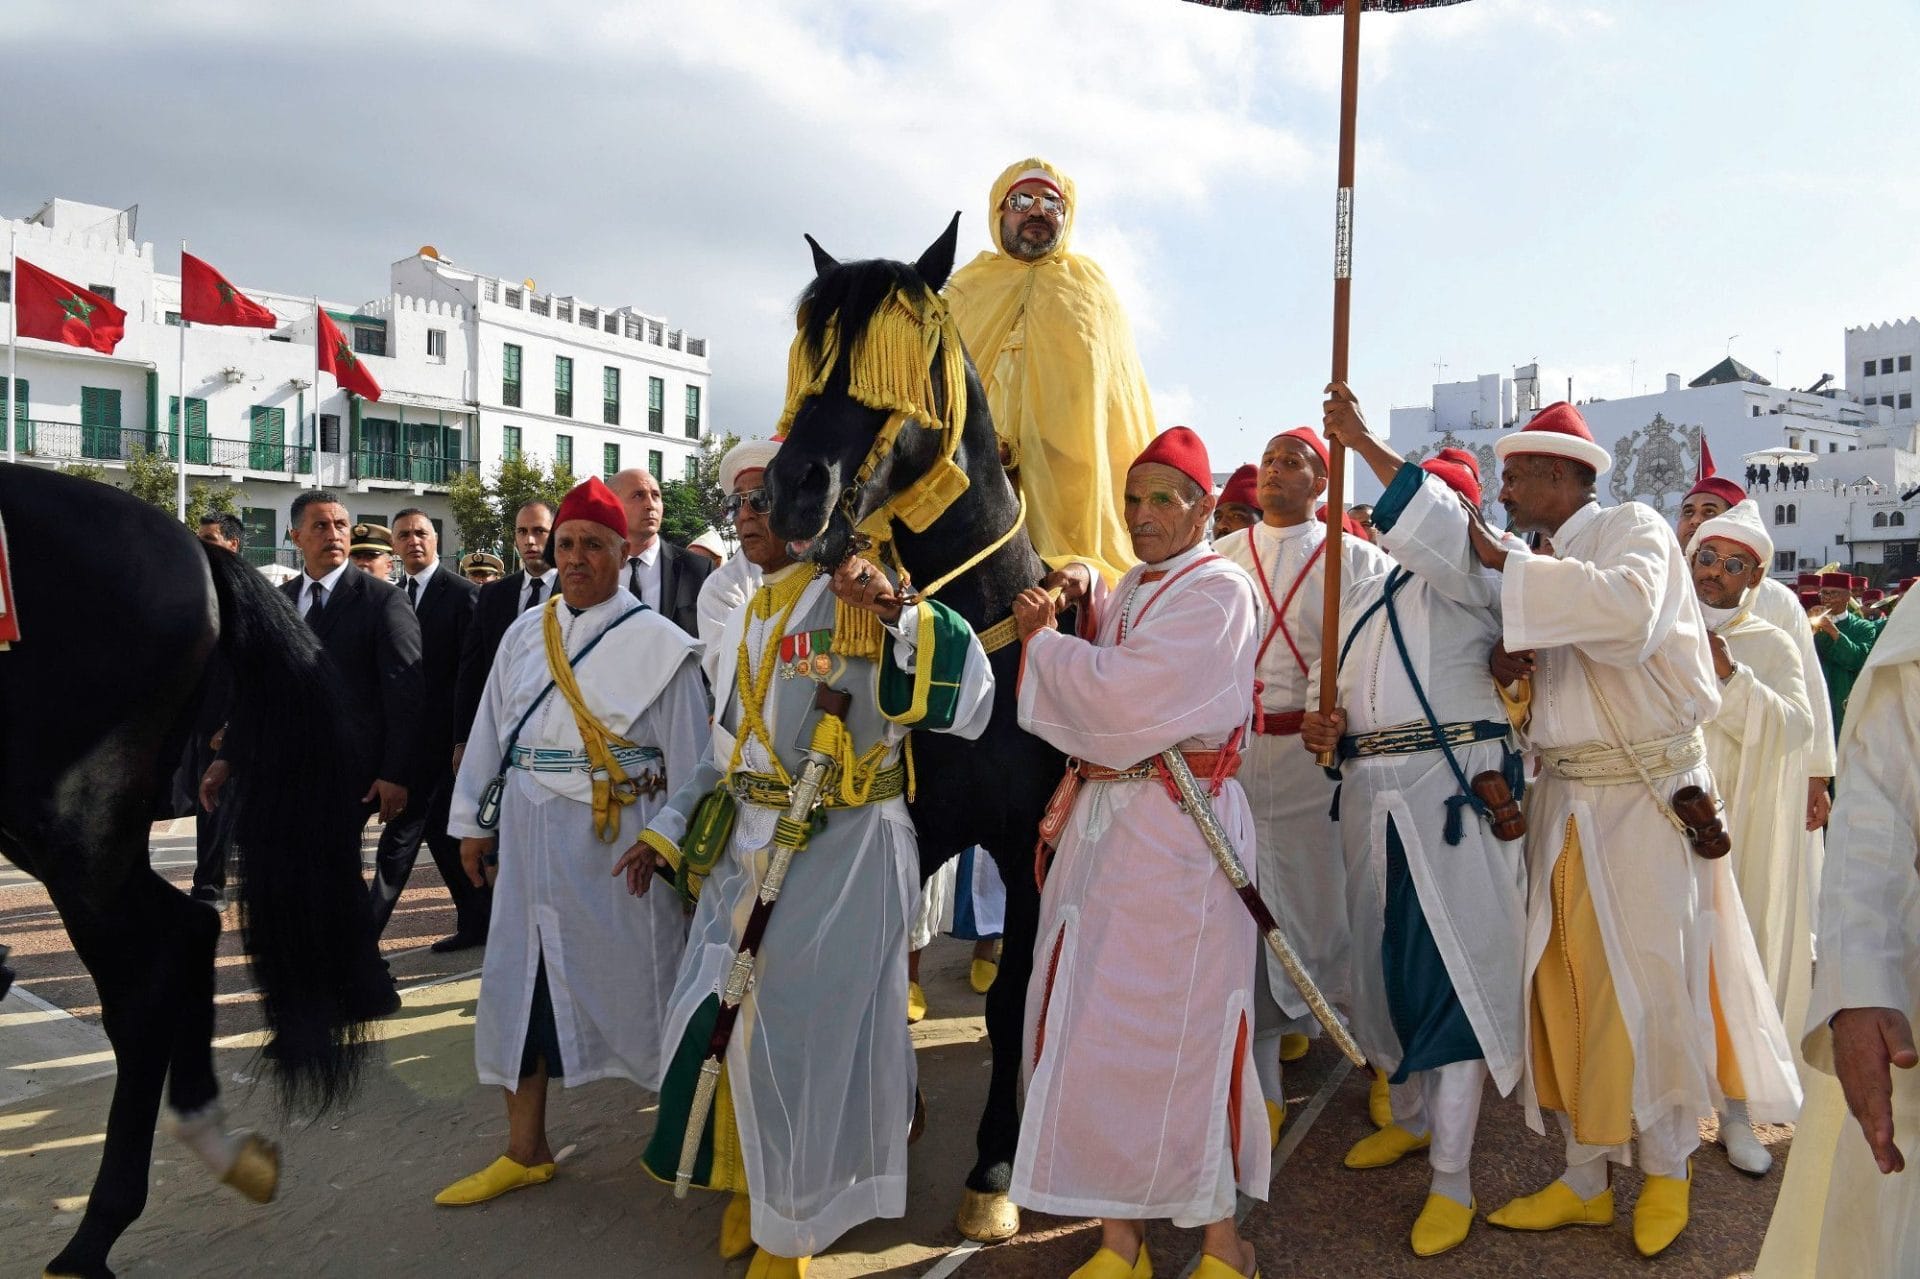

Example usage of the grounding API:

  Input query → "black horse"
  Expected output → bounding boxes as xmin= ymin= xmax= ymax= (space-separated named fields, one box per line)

xmin=0 ymin=465 xmax=395 ymax=1279
xmin=765 ymin=216 xmax=1064 ymax=1241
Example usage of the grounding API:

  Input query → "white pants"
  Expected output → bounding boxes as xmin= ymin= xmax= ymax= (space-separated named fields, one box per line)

xmin=1391 ymin=1060 xmax=1488 ymax=1174
xmin=1560 ymin=1106 xmax=1699 ymax=1179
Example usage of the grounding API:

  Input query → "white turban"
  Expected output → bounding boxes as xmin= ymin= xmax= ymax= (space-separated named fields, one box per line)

xmin=719 ymin=437 xmax=781 ymax=496
xmin=1687 ymin=498 xmax=1773 ymax=566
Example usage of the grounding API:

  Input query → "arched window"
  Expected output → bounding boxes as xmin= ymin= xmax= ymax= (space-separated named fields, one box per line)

xmin=1787 ymin=504 xmax=1797 ymax=523
xmin=1775 ymin=505 xmax=1787 ymax=524
xmin=1894 ymin=512 xmax=1908 ymax=528
xmin=1874 ymin=512 xmax=1889 ymax=528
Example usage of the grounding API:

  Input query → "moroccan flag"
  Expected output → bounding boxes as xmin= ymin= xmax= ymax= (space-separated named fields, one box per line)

xmin=181 ymin=252 xmax=277 ymax=328
xmin=315 ymin=307 xmax=382 ymax=401
xmin=1698 ymin=433 xmax=1716 ymax=482
xmin=13 ymin=259 xmax=126 ymax=354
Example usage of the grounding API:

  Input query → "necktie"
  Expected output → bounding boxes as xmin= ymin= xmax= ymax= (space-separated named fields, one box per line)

xmin=628 ymin=557 xmax=644 ymax=604
xmin=524 ymin=577 xmax=544 ymax=612
xmin=307 ymin=581 xmax=327 ymax=619
xmin=407 ymin=577 xmax=419 ymax=608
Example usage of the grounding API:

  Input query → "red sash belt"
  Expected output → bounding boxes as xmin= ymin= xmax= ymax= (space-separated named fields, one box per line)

xmin=1254 ymin=709 xmax=1305 ymax=737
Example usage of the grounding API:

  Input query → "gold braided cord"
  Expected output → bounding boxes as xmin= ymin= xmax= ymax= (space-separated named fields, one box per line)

xmin=541 ymin=596 xmax=640 ymax=844
xmin=727 ymin=569 xmax=815 ymax=787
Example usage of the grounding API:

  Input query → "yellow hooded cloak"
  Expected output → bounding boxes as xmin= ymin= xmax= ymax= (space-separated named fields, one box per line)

xmin=944 ymin=158 xmax=1157 ymax=584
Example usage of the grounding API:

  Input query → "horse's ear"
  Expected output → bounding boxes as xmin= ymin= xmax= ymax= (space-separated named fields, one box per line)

xmin=804 ymin=234 xmax=839 ymax=278
xmin=913 ymin=213 xmax=961 ymax=292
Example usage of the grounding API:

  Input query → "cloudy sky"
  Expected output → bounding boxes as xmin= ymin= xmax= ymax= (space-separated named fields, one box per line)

xmin=5 ymin=0 xmax=1915 ymax=468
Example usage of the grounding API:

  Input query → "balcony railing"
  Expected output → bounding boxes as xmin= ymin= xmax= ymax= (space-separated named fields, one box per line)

xmin=10 ymin=420 xmax=314 ymax=475
xmin=350 ymin=449 xmax=480 ymax=486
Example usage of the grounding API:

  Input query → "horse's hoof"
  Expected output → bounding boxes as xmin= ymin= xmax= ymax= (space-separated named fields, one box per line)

xmin=955 ymin=1188 xmax=1019 ymax=1242
xmin=221 ymin=1133 xmax=280 ymax=1204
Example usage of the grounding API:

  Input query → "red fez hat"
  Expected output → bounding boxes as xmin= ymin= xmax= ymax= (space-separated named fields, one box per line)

xmin=1864 ymin=588 xmax=1885 ymax=603
xmin=1819 ymin=572 xmax=1852 ymax=589
xmin=1796 ymin=572 xmax=1820 ymax=587
xmin=1275 ymin=426 xmax=1330 ymax=472
xmin=1421 ymin=446 xmax=1483 ymax=508
xmin=1494 ymin=401 xmax=1612 ymax=475
xmin=1851 ymin=574 xmax=1869 ymax=591
xmin=555 ymin=475 xmax=628 ymax=540
xmin=1684 ymin=475 xmax=1746 ymax=508
xmin=1131 ymin=426 xmax=1213 ymax=495
xmin=1219 ymin=464 xmax=1260 ymax=509
xmin=1797 ymin=588 xmax=1821 ymax=607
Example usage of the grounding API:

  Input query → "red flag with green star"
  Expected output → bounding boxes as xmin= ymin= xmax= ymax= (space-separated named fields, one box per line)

xmin=13 ymin=259 xmax=127 ymax=353
xmin=180 ymin=252 xmax=277 ymax=328
xmin=315 ymin=306 xmax=382 ymax=401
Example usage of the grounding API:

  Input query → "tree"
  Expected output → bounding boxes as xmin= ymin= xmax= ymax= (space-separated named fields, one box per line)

xmin=114 ymin=445 xmax=239 ymax=523
xmin=56 ymin=461 xmax=108 ymax=482
xmin=660 ymin=430 xmax=739 ymax=545
xmin=448 ymin=453 xmax=578 ymax=555
xmin=187 ymin=480 xmax=241 ymax=524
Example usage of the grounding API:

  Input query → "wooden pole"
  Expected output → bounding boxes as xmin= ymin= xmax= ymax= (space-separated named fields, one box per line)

xmin=1315 ymin=0 xmax=1363 ymax=766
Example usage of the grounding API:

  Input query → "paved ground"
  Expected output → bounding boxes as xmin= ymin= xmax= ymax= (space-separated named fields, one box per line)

xmin=0 ymin=821 xmax=1790 ymax=1277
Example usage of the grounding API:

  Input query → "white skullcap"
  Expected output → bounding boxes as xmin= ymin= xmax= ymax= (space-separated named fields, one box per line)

xmin=689 ymin=527 xmax=727 ymax=559
xmin=719 ymin=437 xmax=781 ymax=496
xmin=1688 ymin=498 xmax=1773 ymax=566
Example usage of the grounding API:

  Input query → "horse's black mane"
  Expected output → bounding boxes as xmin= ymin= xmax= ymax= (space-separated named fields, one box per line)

xmin=798 ymin=257 xmax=930 ymax=365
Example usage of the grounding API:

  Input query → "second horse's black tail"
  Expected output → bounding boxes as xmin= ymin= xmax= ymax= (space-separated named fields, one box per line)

xmin=202 ymin=546 xmax=396 ymax=1111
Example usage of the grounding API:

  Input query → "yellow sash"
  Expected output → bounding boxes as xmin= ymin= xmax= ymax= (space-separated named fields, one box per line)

xmin=542 ymin=596 xmax=641 ymax=843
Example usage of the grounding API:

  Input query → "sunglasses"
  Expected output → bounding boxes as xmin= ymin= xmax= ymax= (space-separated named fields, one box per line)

xmin=1004 ymin=191 xmax=1065 ymax=215
xmin=1692 ymin=546 xmax=1755 ymax=576
xmin=722 ymin=487 xmax=773 ymax=524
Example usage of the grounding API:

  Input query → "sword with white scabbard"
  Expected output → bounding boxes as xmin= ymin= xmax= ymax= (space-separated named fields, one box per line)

xmin=1157 ymin=747 xmax=1367 ymax=1068
xmin=673 ymin=681 xmax=852 ymax=1197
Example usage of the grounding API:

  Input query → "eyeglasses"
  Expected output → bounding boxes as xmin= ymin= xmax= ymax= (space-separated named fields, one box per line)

xmin=1692 ymin=546 xmax=1755 ymax=576
xmin=722 ymin=487 xmax=773 ymax=524
xmin=1004 ymin=191 xmax=1065 ymax=216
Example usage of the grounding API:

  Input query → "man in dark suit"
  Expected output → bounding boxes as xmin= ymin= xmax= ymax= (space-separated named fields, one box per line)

xmin=207 ymin=491 xmax=423 ymax=833
xmin=608 ymin=467 xmax=711 ymax=637
xmin=454 ymin=499 xmax=556 ymax=756
xmin=367 ymin=508 xmax=484 ymax=949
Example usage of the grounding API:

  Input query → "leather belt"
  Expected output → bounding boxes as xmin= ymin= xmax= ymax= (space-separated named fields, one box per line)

xmin=1339 ymin=718 xmax=1509 ymax=764
xmin=1538 ymin=728 xmax=1705 ymax=785
xmin=510 ymin=743 xmax=663 ymax=776
xmin=1254 ymin=710 xmax=1306 ymax=737
xmin=1076 ymin=749 xmax=1240 ymax=784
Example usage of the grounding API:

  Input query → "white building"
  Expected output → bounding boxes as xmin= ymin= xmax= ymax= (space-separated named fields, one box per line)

xmin=1386 ymin=337 xmax=1920 ymax=587
xmin=2 ymin=198 xmax=713 ymax=564
xmin=1847 ymin=317 xmax=1918 ymax=429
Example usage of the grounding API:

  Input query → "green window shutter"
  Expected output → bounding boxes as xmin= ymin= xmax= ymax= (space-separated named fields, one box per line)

xmin=240 ymin=507 xmax=276 ymax=565
xmin=555 ymin=433 xmax=574 ymax=472
xmin=503 ymin=344 xmax=522 ymax=406
xmin=603 ymin=442 xmax=619 ymax=477
xmin=81 ymin=386 xmax=122 ymax=459
xmin=603 ymin=366 xmax=620 ymax=425
xmin=503 ymin=426 xmax=522 ymax=462
xmin=685 ymin=385 xmax=701 ymax=438
xmin=648 ymin=448 xmax=662 ymax=481
xmin=4 ymin=377 xmax=30 ymax=451
xmin=648 ymin=376 xmax=664 ymax=432
xmin=168 ymin=397 xmax=210 ymax=463
xmin=555 ymin=356 xmax=573 ymax=417
xmin=250 ymin=406 xmax=287 ymax=471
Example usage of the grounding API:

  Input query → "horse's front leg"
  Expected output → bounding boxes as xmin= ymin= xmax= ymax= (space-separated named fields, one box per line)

xmin=955 ymin=841 xmax=1035 ymax=1242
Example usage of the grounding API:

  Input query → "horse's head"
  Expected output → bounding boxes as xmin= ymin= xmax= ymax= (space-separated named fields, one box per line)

xmin=767 ymin=215 xmax=965 ymax=567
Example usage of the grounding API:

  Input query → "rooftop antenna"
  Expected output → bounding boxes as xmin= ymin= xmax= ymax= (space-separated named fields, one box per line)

xmin=1432 ymin=359 xmax=1446 ymax=382
xmin=1727 ymin=334 xmax=1739 ymax=357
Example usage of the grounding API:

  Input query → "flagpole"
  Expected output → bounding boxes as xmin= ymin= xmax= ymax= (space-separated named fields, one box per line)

xmin=176 ymin=240 xmax=189 ymax=521
xmin=311 ymin=295 xmax=321 ymax=492
xmin=1314 ymin=0 xmax=1363 ymax=768
xmin=7 ymin=225 xmax=17 ymax=466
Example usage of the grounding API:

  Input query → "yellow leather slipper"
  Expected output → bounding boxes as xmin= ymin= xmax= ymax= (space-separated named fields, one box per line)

xmin=1279 ymin=1032 xmax=1310 ymax=1063
xmin=433 ymin=1155 xmax=556 ymax=1206
xmin=1068 ymin=1241 xmax=1153 ymax=1278
xmin=1265 ymin=1099 xmax=1288 ymax=1148
xmin=1633 ymin=1161 xmax=1692 ymax=1257
xmin=1410 ymin=1194 xmax=1475 ymax=1257
xmin=1487 ymin=1181 xmax=1614 ymax=1231
xmin=969 ymin=958 xmax=999 ymax=994
xmin=1344 ymin=1123 xmax=1431 ymax=1170
xmin=907 ymin=980 xmax=928 ymax=1024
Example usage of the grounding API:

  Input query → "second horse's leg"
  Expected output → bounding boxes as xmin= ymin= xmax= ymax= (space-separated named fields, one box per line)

xmin=955 ymin=843 xmax=1035 ymax=1243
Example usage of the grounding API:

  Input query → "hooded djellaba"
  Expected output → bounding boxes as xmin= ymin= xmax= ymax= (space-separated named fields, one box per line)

xmin=944 ymin=157 xmax=1157 ymax=585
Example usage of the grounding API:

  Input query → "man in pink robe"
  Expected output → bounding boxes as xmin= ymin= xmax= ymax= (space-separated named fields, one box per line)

xmin=1008 ymin=426 xmax=1268 ymax=1279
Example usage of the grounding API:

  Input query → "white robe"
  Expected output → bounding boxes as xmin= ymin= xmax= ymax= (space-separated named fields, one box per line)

xmin=1503 ymin=501 xmax=1799 ymax=1137
xmin=1215 ymin=519 xmax=1388 ymax=1020
xmin=1750 ymin=574 xmax=1836 ymax=946
xmin=1327 ymin=473 xmax=1529 ymax=1093
xmin=912 ymin=848 xmax=1006 ymax=949
xmin=448 ymin=592 xmax=708 ymax=1090
xmin=695 ymin=550 xmax=760 ymax=685
xmin=647 ymin=568 xmax=995 ymax=1257
xmin=1756 ymin=598 xmax=1920 ymax=1277
xmin=1703 ymin=606 xmax=1815 ymax=1041
xmin=1012 ymin=544 xmax=1270 ymax=1223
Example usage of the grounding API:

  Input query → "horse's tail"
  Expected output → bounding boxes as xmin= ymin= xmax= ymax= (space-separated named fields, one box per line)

xmin=202 ymin=546 xmax=393 ymax=1111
